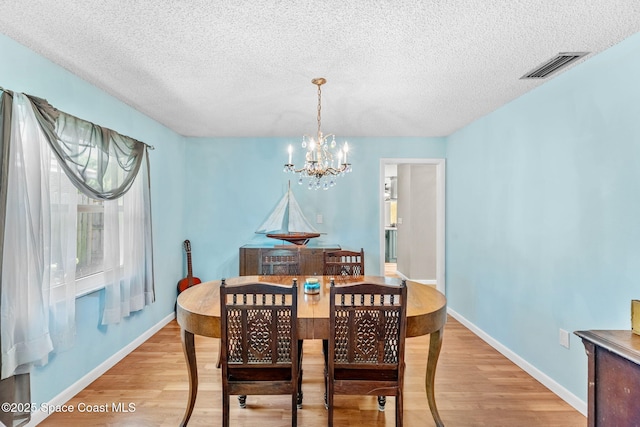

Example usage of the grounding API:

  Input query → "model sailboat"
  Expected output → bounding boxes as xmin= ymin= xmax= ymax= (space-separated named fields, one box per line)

xmin=256 ymin=184 xmax=321 ymax=245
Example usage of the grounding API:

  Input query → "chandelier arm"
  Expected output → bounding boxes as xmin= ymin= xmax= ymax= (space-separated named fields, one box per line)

xmin=290 ymin=165 xmax=348 ymax=177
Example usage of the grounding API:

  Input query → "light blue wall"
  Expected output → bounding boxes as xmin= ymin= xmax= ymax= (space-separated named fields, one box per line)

xmin=0 ymin=34 xmax=186 ymax=404
xmin=184 ymin=137 xmax=446 ymax=281
xmin=446 ymin=31 xmax=640 ymax=400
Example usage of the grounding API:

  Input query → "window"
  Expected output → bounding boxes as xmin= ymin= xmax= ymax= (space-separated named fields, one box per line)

xmin=77 ymin=193 xmax=104 ymax=277
xmin=75 ymin=191 xmax=127 ymax=297
xmin=75 ymin=192 xmax=105 ymax=296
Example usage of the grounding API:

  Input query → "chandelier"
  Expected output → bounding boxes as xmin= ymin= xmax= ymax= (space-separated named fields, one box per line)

xmin=284 ymin=78 xmax=351 ymax=190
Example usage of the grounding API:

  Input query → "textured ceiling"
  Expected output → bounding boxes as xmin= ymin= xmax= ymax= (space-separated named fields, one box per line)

xmin=1 ymin=1 xmax=639 ymax=138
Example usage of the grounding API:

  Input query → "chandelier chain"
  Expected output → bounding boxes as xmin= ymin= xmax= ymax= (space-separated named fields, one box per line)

xmin=317 ymin=82 xmax=322 ymax=139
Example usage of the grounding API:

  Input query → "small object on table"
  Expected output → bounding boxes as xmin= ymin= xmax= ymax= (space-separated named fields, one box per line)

xmin=304 ymin=278 xmax=320 ymax=294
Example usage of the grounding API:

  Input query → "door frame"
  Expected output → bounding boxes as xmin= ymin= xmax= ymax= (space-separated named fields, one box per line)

xmin=379 ymin=158 xmax=446 ymax=294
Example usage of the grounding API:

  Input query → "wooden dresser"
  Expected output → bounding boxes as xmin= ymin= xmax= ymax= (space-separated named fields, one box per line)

xmin=239 ymin=244 xmax=340 ymax=276
xmin=575 ymin=330 xmax=640 ymax=427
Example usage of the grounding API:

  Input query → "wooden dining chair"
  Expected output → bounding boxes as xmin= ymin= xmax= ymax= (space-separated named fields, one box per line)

xmin=260 ymin=248 xmax=301 ymax=275
xmin=219 ymin=279 xmax=299 ymax=427
xmin=326 ymin=279 xmax=408 ymax=427
xmin=323 ymin=248 xmax=365 ymax=277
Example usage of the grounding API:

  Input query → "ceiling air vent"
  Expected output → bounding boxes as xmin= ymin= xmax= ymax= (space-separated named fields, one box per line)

xmin=520 ymin=52 xmax=589 ymax=79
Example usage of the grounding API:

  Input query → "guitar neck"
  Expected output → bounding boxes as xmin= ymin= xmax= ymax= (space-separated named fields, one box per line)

xmin=186 ymin=252 xmax=193 ymax=279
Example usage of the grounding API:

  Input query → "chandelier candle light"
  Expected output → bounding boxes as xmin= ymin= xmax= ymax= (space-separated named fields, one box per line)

xmin=284 ymin=78 xmax=352 ymax=190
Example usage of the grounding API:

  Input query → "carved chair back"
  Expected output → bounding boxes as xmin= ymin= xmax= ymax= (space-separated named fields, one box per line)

xmin=323 ymin=248 xmax=364 ymax=277
xmin=327 ymin=279 xmax=407 ymax=427
xmin=219 ymin=279 xmax=299 ymax=427
xmin=260 ymin=248 xmax=301 ymax=276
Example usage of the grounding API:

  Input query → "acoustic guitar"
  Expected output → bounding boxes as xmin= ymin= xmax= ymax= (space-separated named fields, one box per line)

xmin=177 ymin=240 xmax=201 ymax=293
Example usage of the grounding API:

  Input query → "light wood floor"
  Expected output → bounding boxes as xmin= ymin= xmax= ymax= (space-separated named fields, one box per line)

xmin=41 ymin=313 xmax=586 ymax=426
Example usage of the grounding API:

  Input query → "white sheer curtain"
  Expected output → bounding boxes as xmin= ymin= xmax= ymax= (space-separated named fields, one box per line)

xmin=0 ymin=93 xmax=73 ymax=379
xmin=102 ymin=155 xmax=154 ymax=324
xmin=47 ymin=149 xmax=78 ymax=351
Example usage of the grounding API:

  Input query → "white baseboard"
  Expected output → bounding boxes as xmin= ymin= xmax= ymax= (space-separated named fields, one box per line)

xmin=447 ymin=308 xmax=587 ymax=416
xmin=394 ymin=270 xmax=436 ymax=285
xmin=414 ymin=279 xmax=436 ymax=285
xmin=28 ymin=312 xmax=175 ymax=426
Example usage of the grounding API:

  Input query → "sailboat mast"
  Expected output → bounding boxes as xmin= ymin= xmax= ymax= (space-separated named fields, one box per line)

xmin=286 ymin=181 xmax=292 ymax=232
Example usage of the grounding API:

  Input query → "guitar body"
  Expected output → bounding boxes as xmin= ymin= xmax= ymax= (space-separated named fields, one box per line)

xmin=177 ymin=240 xmax=202 ymax=293
xmin=177 ymin=275 xmax=202 ymax=293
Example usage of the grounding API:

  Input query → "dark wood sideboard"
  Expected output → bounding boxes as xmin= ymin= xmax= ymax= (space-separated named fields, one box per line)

xmin=239 ymin=244 xmax=341 ymax=276
xmin=575 ymin=330 xmax=640 ymax=427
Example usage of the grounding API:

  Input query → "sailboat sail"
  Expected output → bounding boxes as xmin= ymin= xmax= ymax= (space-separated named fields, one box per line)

xmin=256 ymin=187 xmax=318 ymax=234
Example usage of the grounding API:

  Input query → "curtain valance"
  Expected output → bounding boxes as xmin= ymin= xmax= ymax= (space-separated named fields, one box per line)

xmin=26 ymin=95 xmax=146 ymax=200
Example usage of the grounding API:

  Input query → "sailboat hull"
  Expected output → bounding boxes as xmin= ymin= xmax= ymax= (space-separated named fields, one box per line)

xmin=266 ymin=232 xmax=321 ymax=245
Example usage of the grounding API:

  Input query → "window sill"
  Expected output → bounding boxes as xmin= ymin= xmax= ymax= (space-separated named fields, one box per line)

xmin=75 ymin=265 xmax=125 ymax=298
xmin=76 ymin=272 xmax=106 ymax=298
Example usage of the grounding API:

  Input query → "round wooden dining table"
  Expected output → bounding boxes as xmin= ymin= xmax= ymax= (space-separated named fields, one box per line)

xmin=176 ymin=275 xmax=447 ymax=426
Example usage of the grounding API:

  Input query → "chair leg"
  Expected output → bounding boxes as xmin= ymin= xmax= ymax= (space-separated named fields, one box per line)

xmin=222 ymin=390 xmax=230 ymax=427
xmin=292 ymin=390 xmax=298 ymax=427
xmin=297 ymin=340 xmax=304 ymax=408
xmin=327 ymin=379 xmax=334 ymax=427
xmin=396 ymin=391 xmax=403 ymax=427
xmin=216 ymin=339 xmax=222 ymax=369
xmin=322 ymin=339 xmax=329 ymax=408
xmin=378 ymin=395 xmax=386 ymax=411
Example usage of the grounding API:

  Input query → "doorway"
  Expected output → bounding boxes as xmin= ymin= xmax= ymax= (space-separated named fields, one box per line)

xmin=379 ymin=159 xmax=446 ymax=294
